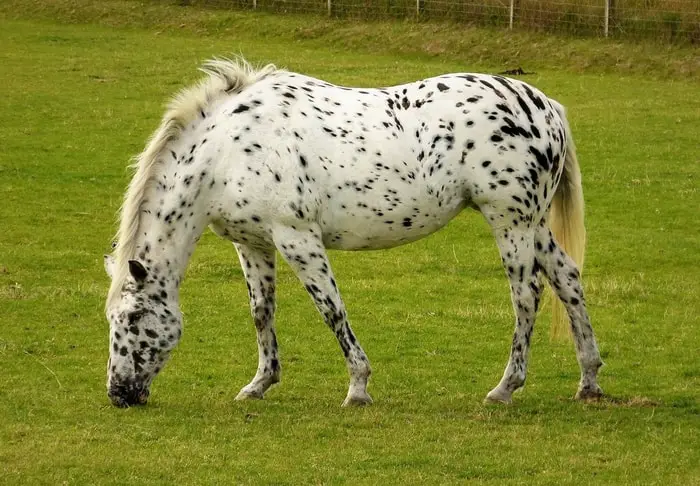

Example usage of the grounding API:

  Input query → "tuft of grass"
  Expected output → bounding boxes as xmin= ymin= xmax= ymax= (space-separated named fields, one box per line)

xmin=0 ymin=2 xmax=699 ymax=484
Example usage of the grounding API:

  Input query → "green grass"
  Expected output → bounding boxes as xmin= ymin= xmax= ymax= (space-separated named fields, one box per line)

xmin=213 ymin=0 xmax=700 ymax=43
xmin=0 ymin=1 xmax=699 ymax=484
xmin=1 ymin=0 xmax=699 ymax=78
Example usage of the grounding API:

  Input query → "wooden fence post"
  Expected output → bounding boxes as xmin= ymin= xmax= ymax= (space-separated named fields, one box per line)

xmin=604 ymin=0 xmax=609 ymax=36
xmin=604 ymin=0 xmax=616 ymax=36
xmin=509 ymin=0 xmax=519 ymax=30
xmin=328 ymin=0 xmax=332 ymax=16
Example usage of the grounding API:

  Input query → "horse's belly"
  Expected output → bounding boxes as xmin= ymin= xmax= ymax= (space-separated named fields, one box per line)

xmin=320 ymin=197 xmax=466 ymax=250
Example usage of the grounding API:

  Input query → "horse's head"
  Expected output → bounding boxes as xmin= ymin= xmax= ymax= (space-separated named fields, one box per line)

xmin=103 ymin=255 xmax=182 ymax=407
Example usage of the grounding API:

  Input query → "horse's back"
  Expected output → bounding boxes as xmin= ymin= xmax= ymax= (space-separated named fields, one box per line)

xmin=206 ymin=70 xmax=568 ymax=249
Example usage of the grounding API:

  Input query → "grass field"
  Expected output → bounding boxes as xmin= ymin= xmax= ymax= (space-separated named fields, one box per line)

xmin=199 ymin=0 xmax=700 ymax=43
xmin=1 ymin=1 xmax=699 ymax=484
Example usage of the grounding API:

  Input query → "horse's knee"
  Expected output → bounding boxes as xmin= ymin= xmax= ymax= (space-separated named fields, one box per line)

xmin=251 ymin=297 xmax=275 ymax=325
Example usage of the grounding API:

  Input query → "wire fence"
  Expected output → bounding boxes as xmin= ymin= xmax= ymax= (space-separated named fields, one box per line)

xmin=196 ymin=0 xmax=700 ymax=42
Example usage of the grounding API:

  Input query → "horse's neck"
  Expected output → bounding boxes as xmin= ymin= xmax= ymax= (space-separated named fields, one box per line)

xmin=133 ymin=163 xmax=210 ymax=289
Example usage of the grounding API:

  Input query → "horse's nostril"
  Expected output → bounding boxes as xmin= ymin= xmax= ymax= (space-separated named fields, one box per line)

xmin=136 ymin=388 xmax=150 ymax=405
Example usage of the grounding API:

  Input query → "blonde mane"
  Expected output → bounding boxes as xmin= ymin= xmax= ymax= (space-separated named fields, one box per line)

xmin=107 ymin=58 xmax=279 ymax=309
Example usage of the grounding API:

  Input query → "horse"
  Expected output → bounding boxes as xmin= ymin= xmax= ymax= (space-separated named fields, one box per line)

xmin=103 ymin=58 xmax=604 ymax=408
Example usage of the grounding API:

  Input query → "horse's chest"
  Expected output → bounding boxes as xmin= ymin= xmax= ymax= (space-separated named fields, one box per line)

xmin=209 ymin=217 xmax=274 ymax=249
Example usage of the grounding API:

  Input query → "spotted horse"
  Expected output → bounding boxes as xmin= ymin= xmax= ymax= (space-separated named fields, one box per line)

xmin=103 ymin=58 xmax=604 ymax=408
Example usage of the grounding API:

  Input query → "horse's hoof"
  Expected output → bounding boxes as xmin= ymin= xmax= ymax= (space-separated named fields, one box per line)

xmin=342 ymin=393 xmax=373 ymax=407
xmin=484 ymin=388 xmax=512 ymax=405
xmin=575 ymin=385 xmax=604 ymax=401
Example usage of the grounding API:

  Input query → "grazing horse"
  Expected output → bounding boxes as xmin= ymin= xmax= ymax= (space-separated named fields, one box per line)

xmin=103 ymin=58 xmax=604 ymax=408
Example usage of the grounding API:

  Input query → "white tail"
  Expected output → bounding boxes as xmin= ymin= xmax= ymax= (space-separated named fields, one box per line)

xmin=549 ymin=106 xmax=586 ymax=340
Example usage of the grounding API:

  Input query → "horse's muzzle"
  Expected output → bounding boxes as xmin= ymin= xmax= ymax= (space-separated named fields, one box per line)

xmin=108 ymin=382 xmax=150 ymax=408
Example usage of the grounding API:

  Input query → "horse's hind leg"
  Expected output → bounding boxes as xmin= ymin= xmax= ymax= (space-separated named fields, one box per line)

xmin=485 ymin=226 xmax=543 ymax=404
xmin=233 ymin=243 xmax=281 ymax=400
xmin=534 ymin=224 xmax=604 ymax=400
xmin=272 ymin=224 xmax=372 ymax=407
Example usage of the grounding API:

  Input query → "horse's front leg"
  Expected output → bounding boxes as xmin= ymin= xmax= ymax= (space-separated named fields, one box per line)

xmin=234 ymin=243 xmax=281 ymax=400
xmin=272 ymin=224 xmax=372 ymax=407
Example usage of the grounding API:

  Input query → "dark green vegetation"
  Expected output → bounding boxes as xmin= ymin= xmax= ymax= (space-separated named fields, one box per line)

xmin=2 ymin=0 xmax=699 ymax=78
xmin=0 ymin=1 xmax=698 ymax=484
xmin=198 ymin=0 xmax=700 ymax=43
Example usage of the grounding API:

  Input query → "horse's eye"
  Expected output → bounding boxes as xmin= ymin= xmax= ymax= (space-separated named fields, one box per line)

xmin=127 ymin=311 xmax=146 ymax=326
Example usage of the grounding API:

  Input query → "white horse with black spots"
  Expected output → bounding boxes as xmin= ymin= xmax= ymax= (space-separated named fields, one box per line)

xmin=103 ymin=58 xmax=603 ymax=408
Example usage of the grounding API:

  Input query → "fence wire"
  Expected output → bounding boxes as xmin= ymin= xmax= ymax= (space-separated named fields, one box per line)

xmin=195 ymin=0 xmax=699 ymax=42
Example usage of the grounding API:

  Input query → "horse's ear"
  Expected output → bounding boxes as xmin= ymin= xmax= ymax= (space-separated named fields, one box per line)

xmin=128 ymin=260 xmax=148 ymax=282
xmin=104 ymin=255 xmax=116 ymax=279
